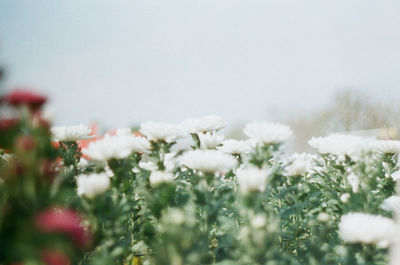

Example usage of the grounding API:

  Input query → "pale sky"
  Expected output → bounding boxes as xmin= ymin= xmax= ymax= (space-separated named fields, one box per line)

xmin=1 ymin=0 xmax=399 ymax=127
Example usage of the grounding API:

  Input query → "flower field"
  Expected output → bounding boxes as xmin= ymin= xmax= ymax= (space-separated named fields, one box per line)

xmin=1 ymin=90 xmax=400 ymax=265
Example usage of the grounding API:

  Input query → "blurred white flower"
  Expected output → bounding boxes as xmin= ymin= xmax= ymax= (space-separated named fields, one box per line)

xmin=369 ymin=140 xmax=400 ymax=154
xmin=163 ymin=208 xmax=186 ymax=226
xmin=285 ymin=153 xmax=316 ymax=176
xmin=139 ymin=153 xmax=176 ymax=172
xmin=243 ymin=121 xmax=293 ymax=144
xmin=41 ymin=106 xmax=54 ymax=123
xmin=104 ymin=164 xmax=114 ymax=177
xmin=392 ymin=171 xmax=400 ymax=181
xmin=339 ymin=213 xmax=397 ymax=248
xmin=140 ymin=122 xmax=186 ymax=142
xmin=139 ymin=161 xmax=158 ymax=171
xmin=164 ymin=152 xmax=177 ymax=171
xmin=115 ymin=128 xmax=133 ymax=136
xmin=181 ymin=115 xmax=226 ymax=133
xmin=51 ymin=124 xmax=91 ymax=141
xmin=76 ymin=172 xmax=110 ymax=199
xmin=0 ymin=153 xmax=14 ymax=162
xmin=347 ymin=173 xmax=360 ymax=193
xmin=83 ymin=134 xmax=150 ymax=161
xmin=77 ymin=158 xmax=88 ymax=169
xmin=317 ymin=212 xmax=330 ymax=222
xmin=217 ymin=139 xmax=254 ymax=154
xmin=198 ymin=132 xmax=224 ymax=149
xmin=149 ymin=170 xmax=175 ymax=186
xmin=236 ymin=165 xmax=269 ymax=193
xmin=251 ymin=214 xmax=266 ymax=228
xmin=335 ymin=245 xmax=347 ymax=258
xmin=308 ymin=134 xmax=373 ymax=156
xmin=390 ymin=217 xmax=400 ymax=265
xmin=170 ymin=137 xmax=193 ymax=153
xmin=381 ymin=196 xmax=400 ymax=214
xmin=340 ymin=193 xmax=351 ymax=203
xmin=179 ymin=150 xmax=237 ymax=173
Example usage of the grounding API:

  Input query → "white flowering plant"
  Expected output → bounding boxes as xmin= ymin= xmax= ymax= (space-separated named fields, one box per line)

xmin=2 ymin=93 xmax=400 ymax=265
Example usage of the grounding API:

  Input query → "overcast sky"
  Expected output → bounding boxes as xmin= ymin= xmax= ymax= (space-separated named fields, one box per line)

xmin=1 ymin=0 xmax=399 ymax=127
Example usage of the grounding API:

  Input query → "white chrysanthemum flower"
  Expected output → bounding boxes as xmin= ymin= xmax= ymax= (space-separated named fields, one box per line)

xmin=179 ymin=150 xmax=237 ymax=173
xmin=285 ymin=153 xmax=316 ymax=176
xmin=198 ymin=132 xmax=225 ymax=149
xmin=181 ymin=115 xmax=227 ymax=133
xmin=140 ymin=122 xmax=186 ymax=142
xmin=347 ymin=173 xmax=360 ymax=193
xmin=83 ymin=134 xmax=150 ymax=161
xmin=51 ymin=124 xmax=92 ymax=141
xmin=369 ymin=140 xmax=400 ymax=154
xmin=236 ymin=165 xmax=269 ymax=193
xmin=243 ymin=121 xmax=293 ymax=144
xmin=339 ymin=213 xmax=397 ymax=248
xmin=149 ymin=170 xmax=175 ymax=186
xmin=308 ymin=134 xmax=373 ymax=156
xmin=217 ymin=139 xmax=254 ymax=154
xmin=76 ymin=172 xmax=110 ymax=199
xmin=381 ymin=196 xmax=400 ymax=213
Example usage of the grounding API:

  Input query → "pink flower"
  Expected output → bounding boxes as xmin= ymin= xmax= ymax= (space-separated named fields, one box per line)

xmin=35 ymin=207 xmax=91 ymax=248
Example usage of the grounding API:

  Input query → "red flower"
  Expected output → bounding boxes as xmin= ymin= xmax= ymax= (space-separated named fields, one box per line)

xmin=1 ymin=89 xmax=47 ymax=110
xmin=41 ymin=249 xmax=70 ymax=265
xmin=35 ymin=207 xmax=91 ymax=248
xmin=0 ymin=118 xmax=19 ymax=132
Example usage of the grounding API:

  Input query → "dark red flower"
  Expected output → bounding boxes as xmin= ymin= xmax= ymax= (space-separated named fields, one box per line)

xmin=0 ymin=118 xmax=19 ymax=132
xmin=35 ymin=207 xmax=91 ymax=248
xmin=41 ymin=249 xmax=70 ymax=265
xmin=1 ymin=89 xmax=47 ymax=110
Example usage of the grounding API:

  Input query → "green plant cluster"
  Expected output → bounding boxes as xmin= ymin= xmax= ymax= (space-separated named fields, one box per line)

xmin=1 ymin=99 xmax=398 ymax=265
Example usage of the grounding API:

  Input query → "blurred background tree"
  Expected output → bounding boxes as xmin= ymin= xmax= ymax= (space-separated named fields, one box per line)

xmin=287 ymin=89 xmax=400 ymax=151
xmin=227 ymin=89 xmax=400 ymax=152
